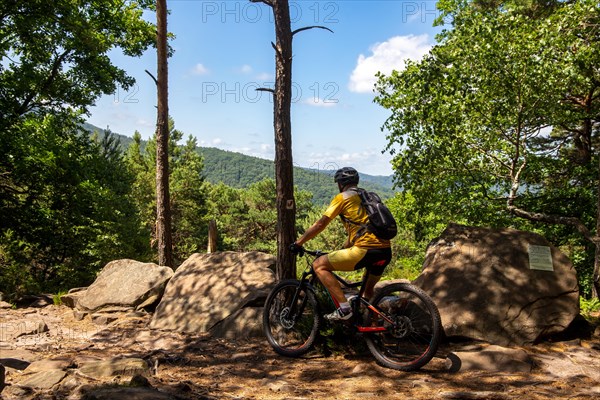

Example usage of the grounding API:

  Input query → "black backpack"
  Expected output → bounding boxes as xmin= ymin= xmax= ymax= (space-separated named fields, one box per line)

xmin=341 ymin=188 xmax=397 ymax=240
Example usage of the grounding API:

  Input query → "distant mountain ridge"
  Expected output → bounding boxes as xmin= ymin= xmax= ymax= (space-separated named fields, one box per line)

xmin=199 ymin=147 xmax=396 ymax=204
xmin=83 ymin=122 xmax=397 ymax=204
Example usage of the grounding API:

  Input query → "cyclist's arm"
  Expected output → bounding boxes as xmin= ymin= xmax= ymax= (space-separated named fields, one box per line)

xmin=295 ymin=215 xmax=331 ymax=246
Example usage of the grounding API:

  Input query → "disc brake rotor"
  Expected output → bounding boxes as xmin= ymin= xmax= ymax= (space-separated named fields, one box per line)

xmin=279 ymin=307 xmax=295 ymax=329
xmin=388 ymin=315 xmax=413 ymax=339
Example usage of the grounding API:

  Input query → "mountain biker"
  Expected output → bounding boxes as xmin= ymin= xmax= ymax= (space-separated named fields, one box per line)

xmin=290 ymin=167 xmax=392 ymax=322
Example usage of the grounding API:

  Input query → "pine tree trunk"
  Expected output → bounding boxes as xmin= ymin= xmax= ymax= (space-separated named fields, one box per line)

xmin=155 ymin=0 xmax=173 ymax=268
xmin=593 ymin=245 xmax=599 ymax=298
xmin=272 ymin=0 xmax=296 ymax=280
xmin=207 ymin=219 xmax=218 ymax=254
xmin=594 ymin=154 xmax=600 ymax=298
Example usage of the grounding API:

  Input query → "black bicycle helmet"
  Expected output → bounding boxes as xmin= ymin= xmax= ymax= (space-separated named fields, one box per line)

xmin=334 ymin=167 xmax=359 ymax=187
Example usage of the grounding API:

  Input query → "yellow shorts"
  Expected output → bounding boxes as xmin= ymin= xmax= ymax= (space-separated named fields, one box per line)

xmin=327 ymin=246 xmax=391 ymax=276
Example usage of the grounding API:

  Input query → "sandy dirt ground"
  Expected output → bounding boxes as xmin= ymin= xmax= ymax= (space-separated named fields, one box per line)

xmin=1 ymin=305 xmax=600 ymax=399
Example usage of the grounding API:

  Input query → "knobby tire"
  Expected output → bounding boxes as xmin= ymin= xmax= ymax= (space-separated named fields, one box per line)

xmin=263 ymin=279 xmax=320 ymax=357
xmin=364 ymin=282 xmax=442 ymax=371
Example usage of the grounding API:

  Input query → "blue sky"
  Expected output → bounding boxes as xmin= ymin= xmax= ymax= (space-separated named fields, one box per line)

xmin=87 ymin=1 xmax=443 ymax=176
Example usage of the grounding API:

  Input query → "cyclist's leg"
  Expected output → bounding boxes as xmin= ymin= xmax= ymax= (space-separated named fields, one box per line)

xmin=363 ymin=273 xmax=382 ymax=300
xmin=313 ymin=255 xmax=347 ymax=306
xmin=315 ymin=247 xmax=366 ymax=306
xmin=355 ymin=248 xmax=392 ymax=299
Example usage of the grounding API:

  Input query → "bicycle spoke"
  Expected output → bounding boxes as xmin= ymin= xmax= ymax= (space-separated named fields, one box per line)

xmin=365 ymin=283 xmax=441 ymax=371
xmin=263 ymin=280 xmax=320 ymax=357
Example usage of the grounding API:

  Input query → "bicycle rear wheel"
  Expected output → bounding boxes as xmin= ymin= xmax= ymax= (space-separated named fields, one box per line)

xmin=364 ymin=282 xmax=441 ymax=371
xmin=263 ymin=279 xmax=320 ymax=357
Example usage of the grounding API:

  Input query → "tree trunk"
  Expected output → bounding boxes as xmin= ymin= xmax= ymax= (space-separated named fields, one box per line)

xmin=207 ymin=219 xmax=218 ymax=254
xmin=593 ymin=245 xmax=599 ymax=298
xmin=594 ymin=153 xmax=600 ymax=298
xmin=272 ymin=0 xmax=296 ymax=280
xmin=155 ymin=0 xmax=173 ymax=268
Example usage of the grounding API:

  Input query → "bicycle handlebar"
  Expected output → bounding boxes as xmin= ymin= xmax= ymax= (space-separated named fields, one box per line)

xmin=303 ymin=249 xmax=327 ymax=257
xmin=289 ymin=245 xmax=327 ymax=258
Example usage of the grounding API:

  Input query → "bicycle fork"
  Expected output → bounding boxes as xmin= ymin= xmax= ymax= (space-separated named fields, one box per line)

xmin=284 ymin=276 xmax=313 ymax=326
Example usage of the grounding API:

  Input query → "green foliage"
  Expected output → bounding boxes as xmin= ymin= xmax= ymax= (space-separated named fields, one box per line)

xmin=171 ymin=136 xmax=209 ymax=261
xmin=0 ymin=0 xmax=155 ymax=299
xmin=123 ymin=118 xmax=208 ymax=265
xmin=206 ymin=179 xmax=316 ymax=253
xmin=580 ymin=297 xmax=600 ymax=314
xmin=375 ymin=0 xmax=600 ymax=295
xmin=53 ymin=291 xmax=68 ymax=306
xmin=580 ymin=297 xmax=600 ymax=325
xmin=200 ymin=147 xmax=396 ymax=205
xmin=0 ymin=0 xmax=155 ymax=127
xmin=0 ymin=117 xmax=147 ymax=298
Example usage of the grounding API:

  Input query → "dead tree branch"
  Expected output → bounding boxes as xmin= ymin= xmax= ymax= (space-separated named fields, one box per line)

xmin=145 ymin=69 xmax=158 ymax=86
xmin=507 ymin=205 xmax=600 ymax=244
xmin=271 ymin=41 xmax=283 ymax=59
xmin=250 ymin=0 xmax=273 ymax=7
xmin=292 ymin=26 xmax=334 ymax=36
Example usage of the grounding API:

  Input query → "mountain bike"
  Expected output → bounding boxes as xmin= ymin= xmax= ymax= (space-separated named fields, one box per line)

xmin=262 ymin=249 xmax=442 ymax=371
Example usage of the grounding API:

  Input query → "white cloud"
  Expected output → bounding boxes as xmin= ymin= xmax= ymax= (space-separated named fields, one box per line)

xmin=237 ymin=143 xmax=274 ymax=160
xmin=302 ymin=98 xmax=337 ymax=108
xmin=349 ymin=34 xmax=432 ymax=93
xmin=198 ymin=137 xmax=224 ymax=147
xmin=135 ymin=118 xmax=155 ymax=129
xmin=204 ymin=141 xmax=274 ymax=161
xmin=301 ymin=149 xmax=393 ymax=176
xmin=191 ymin=63 xmax=210 ymax=76
xmin=237 ymin=64 xmax=253 ymax=74
xmin=255 ymin=72 xmax=274 ymax=81
xmin=260 ymin=143 xmax=272 ymax=152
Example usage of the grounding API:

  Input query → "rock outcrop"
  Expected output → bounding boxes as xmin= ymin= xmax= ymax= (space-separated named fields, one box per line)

xmin=150 ymin=251 xmax=276 ymax=337
xmin=414 ymin=223 xmax=579 ymax=345
xmin=73 ymin=259 xmax=174 ymax=313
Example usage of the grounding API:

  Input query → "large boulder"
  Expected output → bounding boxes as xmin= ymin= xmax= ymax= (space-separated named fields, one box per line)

xmin=414 ymin=223 xmax=579 ymax=346
xmin=77 ymin=260 xmax=173 ymax=312
xmin=150 ymin=251 xmax=276 ymax=335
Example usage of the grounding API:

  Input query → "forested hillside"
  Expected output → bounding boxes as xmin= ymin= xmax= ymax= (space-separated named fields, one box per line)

xmin=199 ymin=147 xmax=396 ymax=204
xmin=82 ymin=122 xmax=134 ymax=149
xmin=83 ymin=123 xmax=396 ymax=204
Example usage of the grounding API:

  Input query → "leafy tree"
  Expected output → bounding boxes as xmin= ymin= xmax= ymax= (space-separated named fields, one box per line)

xmin=170 ymin=136 xmax=208 ymax=262
xmin=205 ymin=182 xmax=249 ymax=251
xmin=0 ymin=0 xmax=155 ymax=297
xmin=375 ymin=0 xmax=600 ymax=297
xmin=0 ymin=118 xmax=145 ymax=296
xmin=0 ymin=0 xmax=154 ymax=128
xmin=124 ymin=119 xmax=207 ymax=265
xmin=206 ymin=179 xmax=316 ymax=254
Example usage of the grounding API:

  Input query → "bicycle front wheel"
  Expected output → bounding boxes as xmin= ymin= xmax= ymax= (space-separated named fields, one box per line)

xmin=262 ymin=279 xmax=320 ymax=357
xmin=364 ymin=282 xmax=442 ymax=371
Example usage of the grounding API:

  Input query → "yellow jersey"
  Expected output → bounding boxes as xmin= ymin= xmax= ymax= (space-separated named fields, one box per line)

xmin=323 ymin=188 xmax=391 ymax=248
